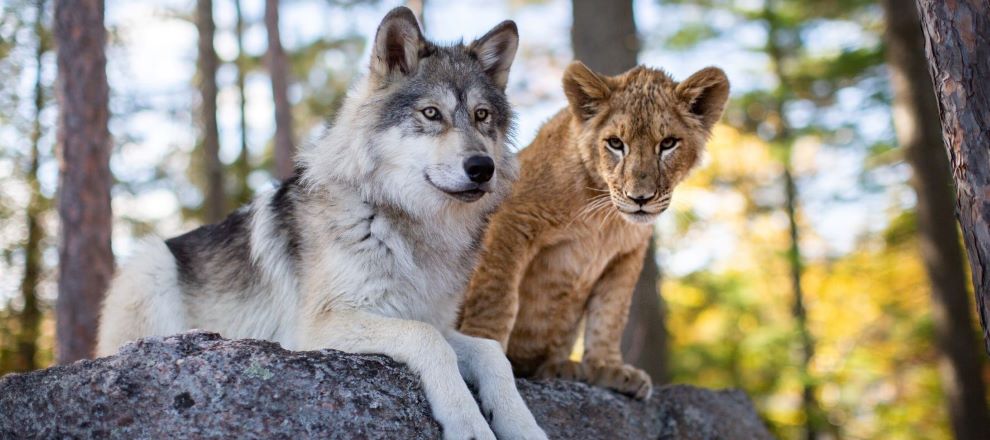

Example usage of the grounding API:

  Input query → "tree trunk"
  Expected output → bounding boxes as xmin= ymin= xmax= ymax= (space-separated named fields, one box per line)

xmin=571 ymin=0 xmax=638 ymax=76
xmin=233 ymin=0 xmax=252 ymax=207
xmin=196 ymin=0 xmax=224 ymax=223
xmin=15 ymin=0 xmax=48 ymax=372
xmin=915 ymin=0 xmax=990 ymax=358
xmin=53 ymin=0 xmax=113 ymax=364
xmin=18 ymin=0 xmax=48 ymax=370
xmin=783 ymin=162 xmax=818 ymax=440
xmin=571 ymin=0 xmax=667 ymax=382
xmin=884 ymin=1 xmax=990 ymax=438
xmin=265 ymin=0 xmax=294 ymax=181
xmin=407 ymin=0 xmax=426 ymax=31
xmin=764 ymin=3 xmax=822 ymax=436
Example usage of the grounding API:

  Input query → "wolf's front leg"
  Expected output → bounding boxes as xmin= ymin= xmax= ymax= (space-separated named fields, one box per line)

xmin=445 ymin=331 xmax=548 ymax=440
xmin=299 ymin=310 xmax=495 ymax=440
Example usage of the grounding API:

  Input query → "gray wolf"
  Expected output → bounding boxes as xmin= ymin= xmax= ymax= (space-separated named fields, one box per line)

xmin=97 ymin=7 xmax=546 ymax=439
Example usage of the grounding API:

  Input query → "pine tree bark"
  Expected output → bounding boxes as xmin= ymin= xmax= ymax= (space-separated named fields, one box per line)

xmin=53 ymin=0 xmax=113 ymax=364
xmin=914 ymin=0 xmax=990 ymax=357
xmin=15 ymin=0 xmax=48 ymax=372
xmin=196 ymin=0 xmax=224 ymax=223
xmin=883 ymin=2 xmax=990 ymax=438
xmin=571 ymin=0 xmax=667 ymax=382
xmin=265 ymin=0 xmax=295 ymax=181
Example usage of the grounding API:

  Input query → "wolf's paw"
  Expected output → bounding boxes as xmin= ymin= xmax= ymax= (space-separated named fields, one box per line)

xmin=533 ymin=359 xmax=585 ymax=381
xmin=586 ymin=362 xmax=652 ymax=400
xmin=492 ymin=420 xmax=548 ymax=440
xmin=487 ymin=401 xmax=548 ymax=440
xmin=438 ymin=411 xmax=496 ymax=440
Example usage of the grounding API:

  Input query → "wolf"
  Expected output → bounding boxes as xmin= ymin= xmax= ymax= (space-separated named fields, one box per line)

xmin=96 ymin=7 xmax=546 ymax=440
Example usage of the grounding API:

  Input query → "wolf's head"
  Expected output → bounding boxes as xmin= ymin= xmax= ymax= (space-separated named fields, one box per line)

xmin=303 ymin=7 xmax=519 ymax=219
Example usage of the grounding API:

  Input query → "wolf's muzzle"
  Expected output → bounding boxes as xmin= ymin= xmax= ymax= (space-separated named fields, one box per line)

xmin=464 ymin=155 xmax=495 ymax=183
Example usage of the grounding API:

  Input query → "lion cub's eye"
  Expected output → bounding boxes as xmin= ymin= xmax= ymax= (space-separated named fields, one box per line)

xmin=606 ymin=137 xmax=625 ymax=152
xmin=659 ymin=137 xmax=680 ymax=151
xmin=475 ymin=108 xmax=490 ymax=122
xmin=421 ymin=107 xmax=442 ymax=121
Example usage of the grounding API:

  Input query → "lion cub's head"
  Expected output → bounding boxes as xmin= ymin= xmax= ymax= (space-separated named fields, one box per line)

xmin=563 ymin=62 xmax=729 ymax=224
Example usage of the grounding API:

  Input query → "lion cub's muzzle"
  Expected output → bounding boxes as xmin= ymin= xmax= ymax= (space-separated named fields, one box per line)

xmin=611 ymin=190 xmax=672 ymax=224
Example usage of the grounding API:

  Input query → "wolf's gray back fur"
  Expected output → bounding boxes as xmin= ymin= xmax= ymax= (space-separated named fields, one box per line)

xmin=97 ymin=7 xmax=545 ymax=440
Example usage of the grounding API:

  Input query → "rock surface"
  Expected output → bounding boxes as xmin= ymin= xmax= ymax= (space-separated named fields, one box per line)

xmin=0 ymin=331 xmax=772 ymax=439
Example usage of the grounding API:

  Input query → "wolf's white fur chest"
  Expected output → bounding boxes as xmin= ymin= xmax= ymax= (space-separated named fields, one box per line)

xmin=293 ymin=182 xmax=483 ymax=331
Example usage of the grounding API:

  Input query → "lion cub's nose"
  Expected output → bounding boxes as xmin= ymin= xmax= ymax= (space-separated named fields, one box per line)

xmin=625 ymin=191 xmax=656 ymax=205
xmin=464 ymin=155 xmax=495 ymax=183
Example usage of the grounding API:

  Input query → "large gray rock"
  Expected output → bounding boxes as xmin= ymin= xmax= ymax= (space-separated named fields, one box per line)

xmin=0 ymin=331 xmax=772 ymax=439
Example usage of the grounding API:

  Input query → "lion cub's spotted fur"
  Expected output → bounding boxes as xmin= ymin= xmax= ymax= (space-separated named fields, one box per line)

xmin=460 ymin=62 xmax=729 ymax=399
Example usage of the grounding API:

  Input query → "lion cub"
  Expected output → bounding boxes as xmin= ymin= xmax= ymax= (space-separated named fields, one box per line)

xmin=459 ymin=62 xmax=729 ymax=399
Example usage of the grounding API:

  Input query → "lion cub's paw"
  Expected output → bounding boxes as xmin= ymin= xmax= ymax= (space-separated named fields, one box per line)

xmin=533 ymin=360 xmax=586 ymax=381
xmin=586 ymin=362 xmax=652 ymax=400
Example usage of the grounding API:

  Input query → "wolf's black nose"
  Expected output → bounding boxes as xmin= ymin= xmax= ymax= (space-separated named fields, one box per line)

xmin=464 ymin=155 xmax=495 ymax=183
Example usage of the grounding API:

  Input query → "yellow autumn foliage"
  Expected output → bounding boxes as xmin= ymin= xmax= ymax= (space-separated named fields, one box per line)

xmin=660 ymin=124 xmax=958 ymax=439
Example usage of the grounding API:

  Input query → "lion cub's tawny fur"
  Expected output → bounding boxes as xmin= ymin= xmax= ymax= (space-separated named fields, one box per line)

xmin=460 ymin=62 xmax=729 ymax=399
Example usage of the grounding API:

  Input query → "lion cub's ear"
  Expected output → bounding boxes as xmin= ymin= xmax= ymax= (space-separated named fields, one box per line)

xmin=676 ymin=67 xmax=730 ymax=131
xmin=370 ymin=7 xmax=426 ymax=81
xmin=563 ymin=61 xmax=612 ymax=120
xmin=468 ymin=21 xmax=519 ymax=90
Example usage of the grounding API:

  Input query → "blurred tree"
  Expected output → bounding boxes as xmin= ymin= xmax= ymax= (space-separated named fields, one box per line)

xmin=196 ymin=0 xmax=225 ymax=222
xmin=14 ymin=0 xmax=49 ymax=372
xmin=0 ymin=4 xmax=28 ymax=372
xmin=571 ymin=0 xmax=638 ymax=74
xmin=882 ymin=0 xmax=990 ymax=438
xmin=285 ymin=17 xmax=364 ymax=136
xmin=54 ymin=0 xmax=113 ymax=363
xmin=571 ymin=0 xmax=669 ymax=383
xmin=232 ymin=0 xmax=253 ymax=207
xmin=761 ymin=2 xmax=821 ymax=437
xmin=266 ymin=0 xmax=295 ymax=181
xmin=407 ymin=0 xmax=425 ymax=30
xmin=915 ymin=0 xmax=990 ymax=358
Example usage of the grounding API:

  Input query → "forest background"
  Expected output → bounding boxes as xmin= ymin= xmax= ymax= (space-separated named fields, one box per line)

xmin=0 ymin=0 xmax=987 ymax=439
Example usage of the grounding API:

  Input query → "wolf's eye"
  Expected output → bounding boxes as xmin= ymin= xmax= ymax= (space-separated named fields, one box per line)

xmin=422 ymin=107 xmax=442 ymax=121
xmin=606 ymin=137 xmax=625 ymax=152
xmin=660 ymin=137 xmax=680 ymax=151
xmin=475 ymin=108 xmax=490 ymax=122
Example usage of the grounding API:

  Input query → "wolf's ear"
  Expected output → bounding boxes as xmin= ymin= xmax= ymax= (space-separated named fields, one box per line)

xmin=676 ymin=67 xmax=730 ymax=131
xmin=370 ymin=7 xmax=425 ymax=80
xmin=563 ymin=61 xmax=612 ymax=120
xmin=468 ymin=21 xmax=519 ymax=90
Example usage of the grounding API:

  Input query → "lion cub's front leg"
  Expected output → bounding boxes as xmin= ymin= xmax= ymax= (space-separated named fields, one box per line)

xmin=535 ymin=246 xmax=654 ymax=400
xmin=583 ymin=246 xmax=653 ymax=399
